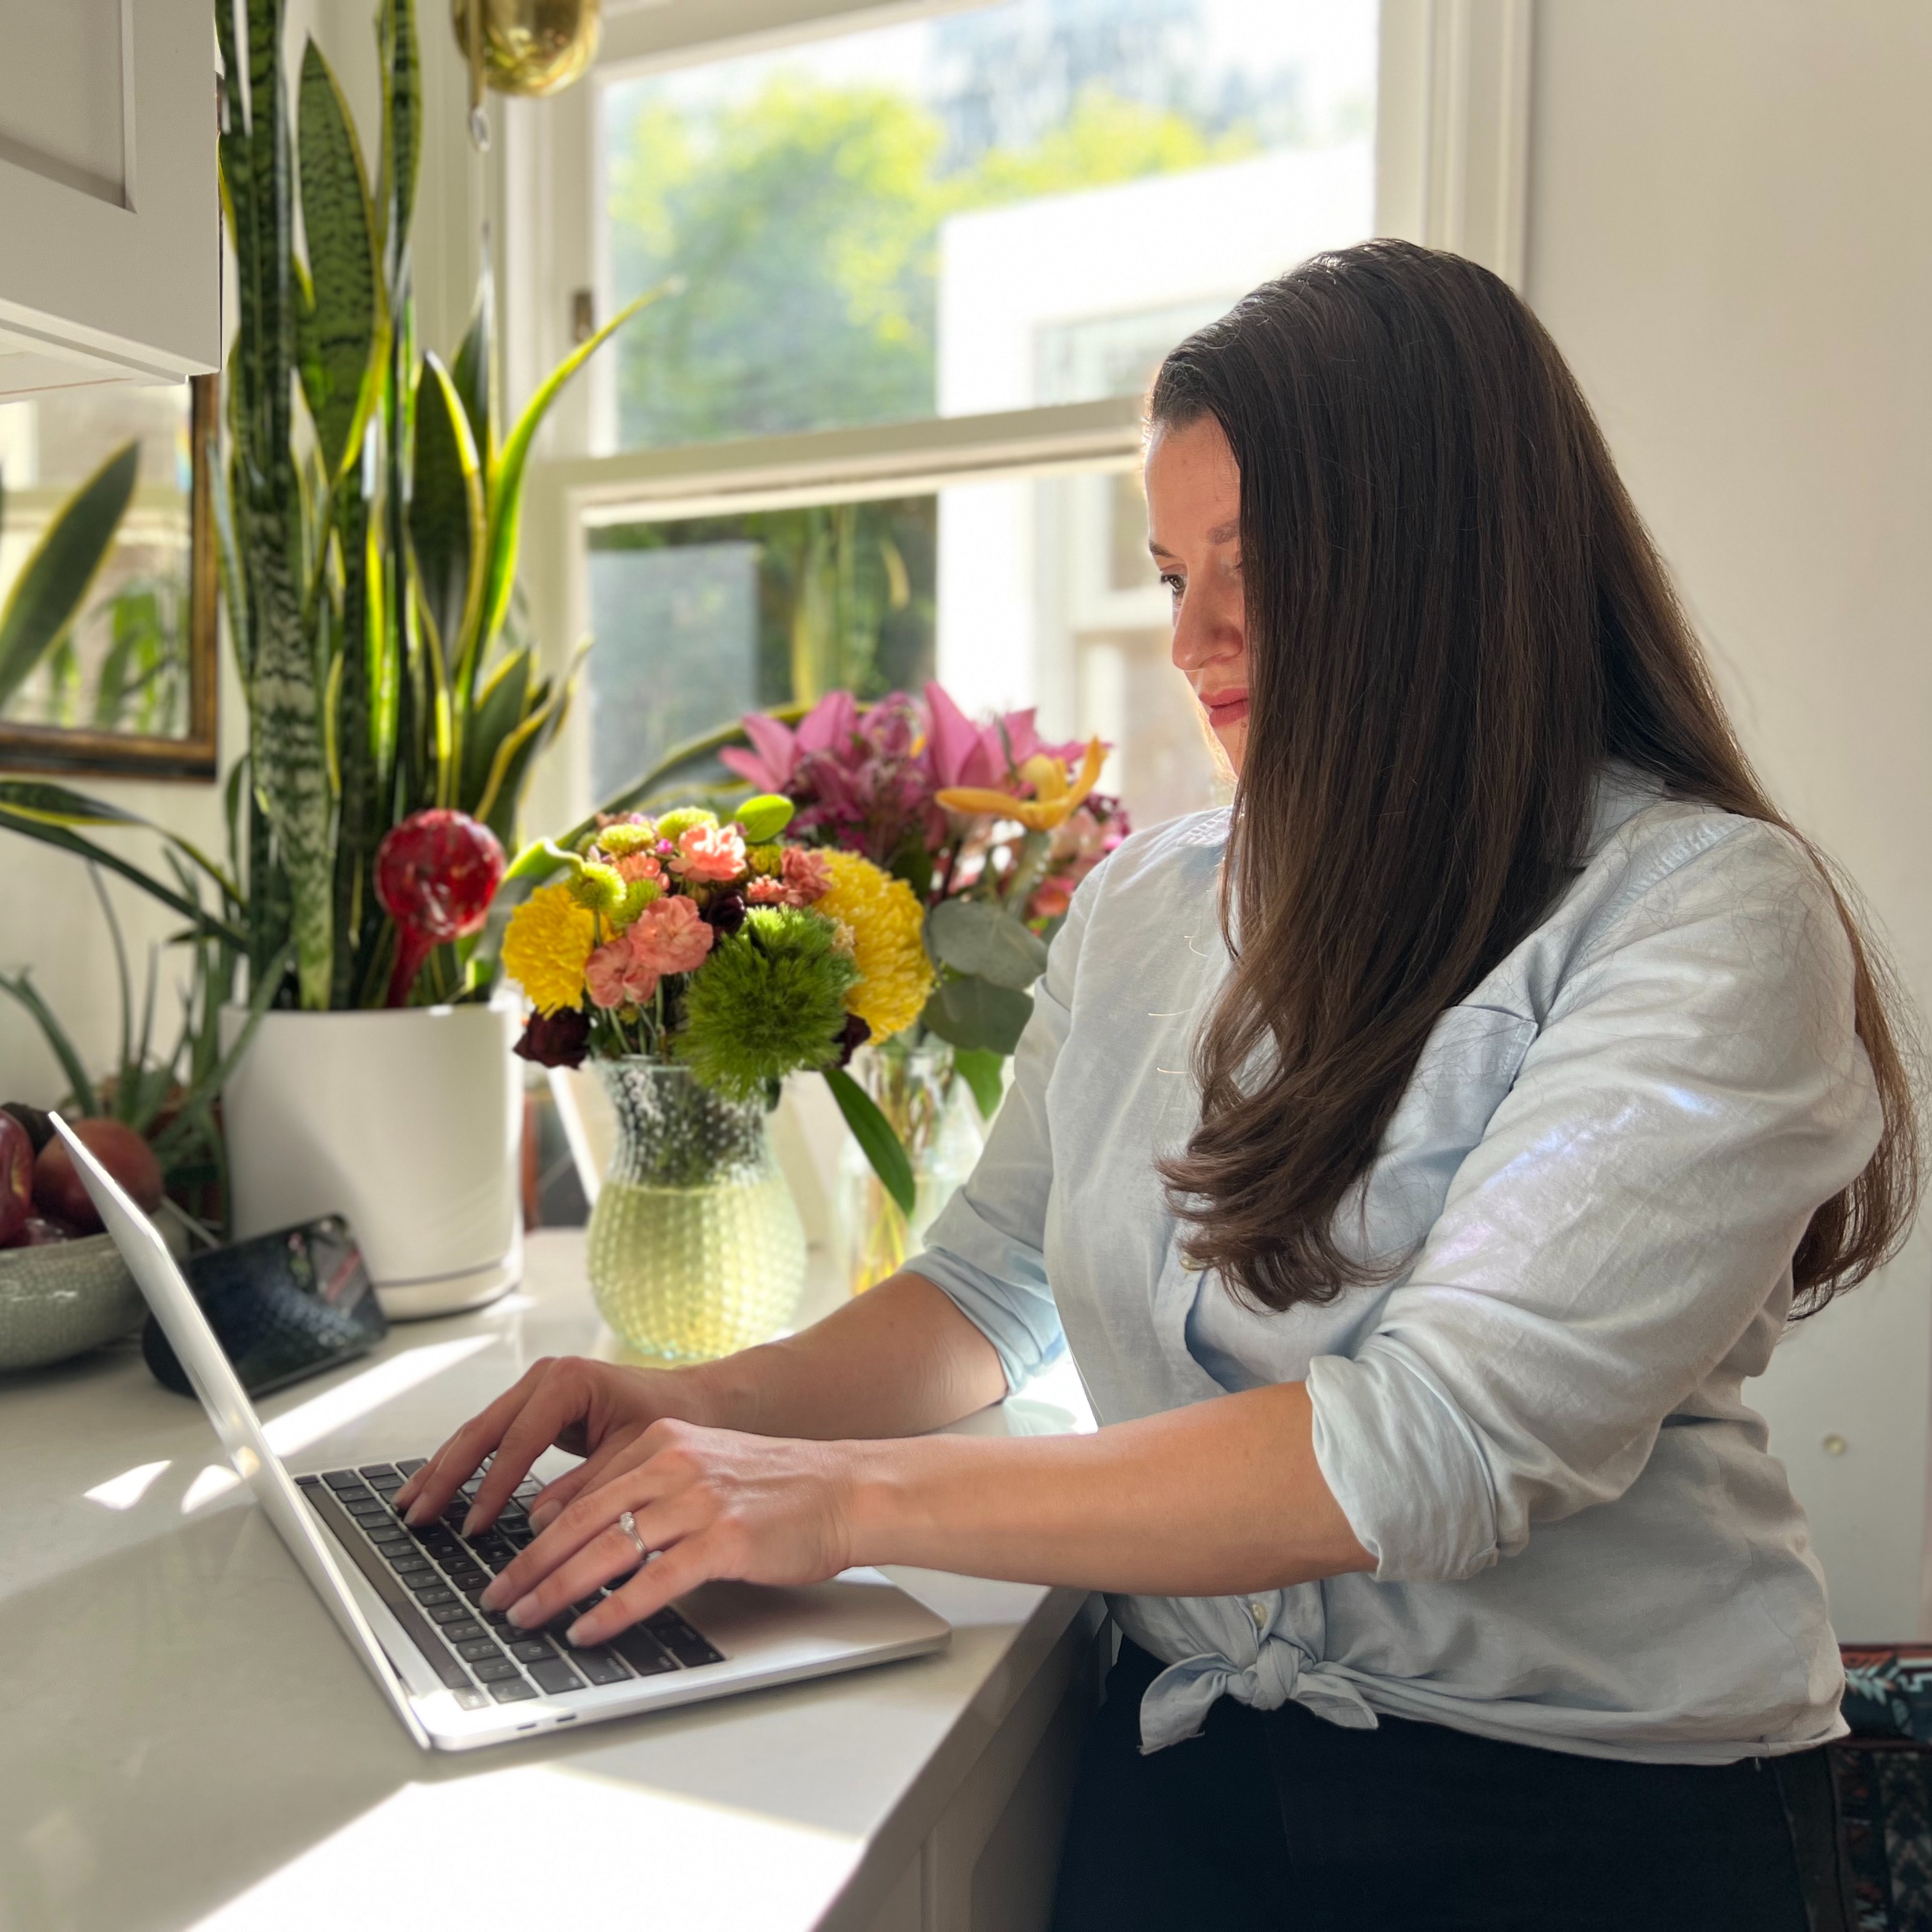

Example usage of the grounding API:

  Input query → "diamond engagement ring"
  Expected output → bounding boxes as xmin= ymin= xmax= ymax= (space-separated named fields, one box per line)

xmin=617 ymin=1510 xmax=649 ymax=1564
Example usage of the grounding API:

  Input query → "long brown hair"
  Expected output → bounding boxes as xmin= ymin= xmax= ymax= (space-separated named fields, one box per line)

xmin=1151 ymin=239 xmax=1918 ymax=1318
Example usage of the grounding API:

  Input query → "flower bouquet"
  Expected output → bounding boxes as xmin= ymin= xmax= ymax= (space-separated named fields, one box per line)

xmin=498 ymin=793 xmax=928 ymax=1357
xmin=721 ymin=683 xmax=1130 ymax=1289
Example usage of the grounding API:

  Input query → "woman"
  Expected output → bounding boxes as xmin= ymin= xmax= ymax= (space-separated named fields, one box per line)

xmin=395 ymin=241 xmax=1917 ymax=1929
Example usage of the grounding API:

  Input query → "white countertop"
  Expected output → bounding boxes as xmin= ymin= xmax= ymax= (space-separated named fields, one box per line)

xmin=0 ymin=1229 xmax=1096 ymax=1932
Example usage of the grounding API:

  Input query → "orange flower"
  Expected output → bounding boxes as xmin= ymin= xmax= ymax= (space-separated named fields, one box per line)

xmin=936 ymin=737 xmax=1106 ymax=833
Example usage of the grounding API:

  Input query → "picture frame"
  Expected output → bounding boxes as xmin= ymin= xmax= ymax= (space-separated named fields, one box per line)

xmin=0 ymin=374 xmax=219 ymax=781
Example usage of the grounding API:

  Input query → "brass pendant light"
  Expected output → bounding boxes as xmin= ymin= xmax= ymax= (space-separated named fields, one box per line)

xmin=452 ymin=0 xmax=601 ymax=102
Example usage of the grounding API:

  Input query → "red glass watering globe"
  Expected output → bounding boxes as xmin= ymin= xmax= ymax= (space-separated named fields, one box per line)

xmin=374 ymin=809 xmax=507 ymax=1007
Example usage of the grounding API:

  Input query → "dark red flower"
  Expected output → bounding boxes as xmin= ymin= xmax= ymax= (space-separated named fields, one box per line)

xmin=513 ymin=1007 xmax=590 ymax=1070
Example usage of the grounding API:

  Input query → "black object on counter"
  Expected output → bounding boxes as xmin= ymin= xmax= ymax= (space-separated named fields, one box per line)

xmin=143 ymin=1215 xmax=388 ymax=1397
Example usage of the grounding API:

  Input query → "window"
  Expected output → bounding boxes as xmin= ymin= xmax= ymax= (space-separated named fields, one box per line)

xmin=519 ymin=0 xmax=1383 ymax=837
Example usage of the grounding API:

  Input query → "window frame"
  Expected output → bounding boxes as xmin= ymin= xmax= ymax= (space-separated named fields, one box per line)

xmin=506 ymin=0 xmax=1531 ymax=832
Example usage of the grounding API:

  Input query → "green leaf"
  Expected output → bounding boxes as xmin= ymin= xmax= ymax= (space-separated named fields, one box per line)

xmin=409 ymin=351 xmax=485 ymax=676
xmin=0 ymin=969 xmax=98 ymax=1117
xmin=923 ymin=899 xmax=1049 ymax=991
xmin=0 ymin=441 xmax=139 ymax=707
xmin=478 ymin=278 xmax=680 ymax=650
xmin=951 ymin=1046 xmax=1008 ymax=1121
xmin=376 ymin=0 xmax=420 ymax=284
xmin=451 ymin=259 xmax=495 ymax=471
xmin=921 ymin=976 xmax=1035 ymax=1056
xmin=0 ymin=779 xmax=240 ymax=903
xmin=297 ymin=38 xmax=387 ymax=480
xmin=822 ymin=1066 xmax=917 ymax=1220
xmin=571 ymin=701 xmax=809 ymax=845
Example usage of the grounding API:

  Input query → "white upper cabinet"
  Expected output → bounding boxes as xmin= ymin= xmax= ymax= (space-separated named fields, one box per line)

xmin=0 ymin=0 xmax=220 ymax=396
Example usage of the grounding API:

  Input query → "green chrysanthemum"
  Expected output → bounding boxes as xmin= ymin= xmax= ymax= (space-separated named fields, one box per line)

xmin=677 ymin=907 xmax=859 ymax=1101
xmin=565 ymin=858 xmax=627 ymax=919
xmin=654 ymin=806 xmax=717 ymax=844
xmin=595 ymin=820 xmax=658 ymax=858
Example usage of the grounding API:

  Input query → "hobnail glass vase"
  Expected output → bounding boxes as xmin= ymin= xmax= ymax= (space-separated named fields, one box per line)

xmin=838 ymin=1041 xmax=989 ymax=1296
xmin=586 ymin=1058 xmax=806 ymax=1361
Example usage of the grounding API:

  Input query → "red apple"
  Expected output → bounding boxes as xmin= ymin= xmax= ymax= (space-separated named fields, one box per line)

xmin=0 ymin=1111 xmax=31 ymax=1245
xmin=14 ymin=1215 xmax=76 ymax=1246
xmin=33 ymin=1117 xmax=164 ymax=1232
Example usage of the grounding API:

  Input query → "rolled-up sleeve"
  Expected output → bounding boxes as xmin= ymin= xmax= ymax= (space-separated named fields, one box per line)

xmin=907 ymin=878 xmax=1096 ymax=1392
xmin=1308 ymin=822 xmax=1885 ymax=1584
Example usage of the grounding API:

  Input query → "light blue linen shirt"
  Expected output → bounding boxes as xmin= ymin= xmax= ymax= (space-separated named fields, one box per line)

xmin=910 ymin=769 xmax=1881 ymax=1760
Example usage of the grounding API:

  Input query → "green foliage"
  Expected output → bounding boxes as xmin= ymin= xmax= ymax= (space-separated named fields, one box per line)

xmin=923 ymin=898 xmax=1049 ymax=990
xmin=0 ymin=441 xmax=141 ymax=710
xmin=608 ymin=75 xmax=1257 ymax=447
xmin=823 ymin=1066 xmax=916 ymax=1217
xmin=677 ymin=907 xmax=859 ymax=1101
xmin=0 ymin=868 xmax=286 ymax=1236
xmin=949 ymin=1045 xmax=1008 ymax=1122
xmin=920 ymin=974 xmax=1035 ymax=1055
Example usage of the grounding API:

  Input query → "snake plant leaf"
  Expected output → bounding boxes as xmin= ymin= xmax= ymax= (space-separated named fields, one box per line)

xmin=376 ymin=0 xmax=420 ymax=282
xmin=822 ymin=1068 xmax=917 ymax=1220
xmin=460 ymin=644 xmax=531 ymax=810
xmin=409 ymin=351 xmax=484 ymax=678
xmin=451 ymin=259 xmax=495 ymax=472
xmin=0 ymin=441 xmax=139 ymax=708
xmin=296 ymin=38 xmax=387 ymax=480
xmin=478 ymin=279 xmax=678 ymax=651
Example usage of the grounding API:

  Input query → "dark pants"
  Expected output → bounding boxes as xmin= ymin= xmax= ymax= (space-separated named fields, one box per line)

xmin=1050 ymin=1637 xmax=1849 ymax=1932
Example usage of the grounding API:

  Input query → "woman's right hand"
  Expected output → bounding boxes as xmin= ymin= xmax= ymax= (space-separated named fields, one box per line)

xmin=391 ymin=1355 xmax=701 ymax=1537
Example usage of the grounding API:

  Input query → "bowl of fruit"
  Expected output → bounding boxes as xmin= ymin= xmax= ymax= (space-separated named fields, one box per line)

xmin=0 ymin=1103 xmax=159 ymax=1372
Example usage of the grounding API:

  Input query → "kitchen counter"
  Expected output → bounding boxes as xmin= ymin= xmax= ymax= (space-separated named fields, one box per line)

xmin=0 ymin=1229 xmax=1103 ymax=1932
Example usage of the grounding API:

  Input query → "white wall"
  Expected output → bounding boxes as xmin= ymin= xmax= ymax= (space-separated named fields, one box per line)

xmin=1523 ymin=0 xmax=1932 ymax=1638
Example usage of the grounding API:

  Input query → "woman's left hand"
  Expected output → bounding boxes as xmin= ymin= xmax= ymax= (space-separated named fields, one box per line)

xmin=479 ymin=1418 xmax=861 ymax=1647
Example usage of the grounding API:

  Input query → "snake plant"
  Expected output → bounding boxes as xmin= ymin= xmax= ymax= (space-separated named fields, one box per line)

xmin=0 ymin=0 xmax=665 ymax=1012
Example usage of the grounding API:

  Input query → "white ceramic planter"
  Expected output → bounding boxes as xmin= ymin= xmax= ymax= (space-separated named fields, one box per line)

xmin=220 ymin=1000 xmax=523 ymax=1319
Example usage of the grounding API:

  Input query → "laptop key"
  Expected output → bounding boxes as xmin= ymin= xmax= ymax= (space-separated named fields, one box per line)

xmin=395 ymin=1458 xmax=428 ymax=1476
xmin=456 ymin=1639 xmax=505 ymax=1662
xmin=574 ymin=1650 xmax=632 ymax=1687
xmin=647 ymin=1612 xmax=725 ymax=1668
xmin=440 ymin=1620 xmax=484 ymax=1644
xmin=528 ymin=1658 xmax=585 ymax=1696
xmin=322 ymin=1470 xmax=364 ymax=1490
xmin=488 ymin=1678 xmax=538 ymax=1703
xmin=608 ymin=1628 xmax=678 ymax=1676
xmin=427 ymin=1601 xmax=474 ymax=1625
xmin=360 ymin=1464 xmax=401 ymax=1481
xmin=411 ymin=1586 xmax=456 ymax=1608
xmin=473 ymin=1659 xmax=522 ymax=1683
xmin=507 ymin=1639 xmax=555 ymax=1663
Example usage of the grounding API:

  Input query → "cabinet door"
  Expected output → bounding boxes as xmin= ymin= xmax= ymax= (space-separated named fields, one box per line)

xmin=0 ymin=0 xmax=220 ymax=395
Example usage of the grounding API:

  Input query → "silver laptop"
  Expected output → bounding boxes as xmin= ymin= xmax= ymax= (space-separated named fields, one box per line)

xmin=55 ymin=1113 xmax=949 ymax=1752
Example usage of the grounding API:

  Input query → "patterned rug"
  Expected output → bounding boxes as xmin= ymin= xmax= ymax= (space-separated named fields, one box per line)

xmin=1832 ymin=1745 xmax=1932 ymax=1929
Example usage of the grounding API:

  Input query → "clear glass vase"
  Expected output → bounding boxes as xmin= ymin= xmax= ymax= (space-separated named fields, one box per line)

xmin=838 ymin=1041 xmax=990 ymax=1296
xmin=586 ymin=1059 xmax=806 ymax=1361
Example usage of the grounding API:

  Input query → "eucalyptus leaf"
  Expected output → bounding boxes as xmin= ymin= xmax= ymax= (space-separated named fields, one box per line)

xmin=921 ymin=976 xmax=1035 ymax=1056
xmin=924 ymin=898 xmax=1049 ymax=991
xmin=950 ymin=1046 xmax=1008 ymax=1121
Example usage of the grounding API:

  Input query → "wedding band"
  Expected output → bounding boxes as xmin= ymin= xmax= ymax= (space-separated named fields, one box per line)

xmin=617 ymin=1509 xmax=649 ymax=1563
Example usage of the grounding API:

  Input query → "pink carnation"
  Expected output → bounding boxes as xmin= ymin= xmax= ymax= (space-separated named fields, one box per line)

xmin=746 ymin=877 xmax=788 ymax=905
xmin=585 ymin=937 xmax=657 ymax=1010
xmin=627 ymin=893 xmax=716 ymax=977
xmin=614 ymin=850 xmax=663 ymax=884
xmin=670 ymin=822 xmax=746 ymax=884
xmin=778 ymin=847 xmax=831 ymax=906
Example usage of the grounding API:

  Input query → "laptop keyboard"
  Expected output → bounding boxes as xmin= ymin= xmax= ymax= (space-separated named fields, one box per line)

xmin=298 ymin=1459 xmax=724 ymax=1711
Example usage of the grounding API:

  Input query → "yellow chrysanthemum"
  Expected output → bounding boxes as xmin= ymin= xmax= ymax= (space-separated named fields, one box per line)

xmin=813 ymin=850 xmax=935 ymax=1040
xmin=501 ymin=882 xmax=597 ymax=1015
